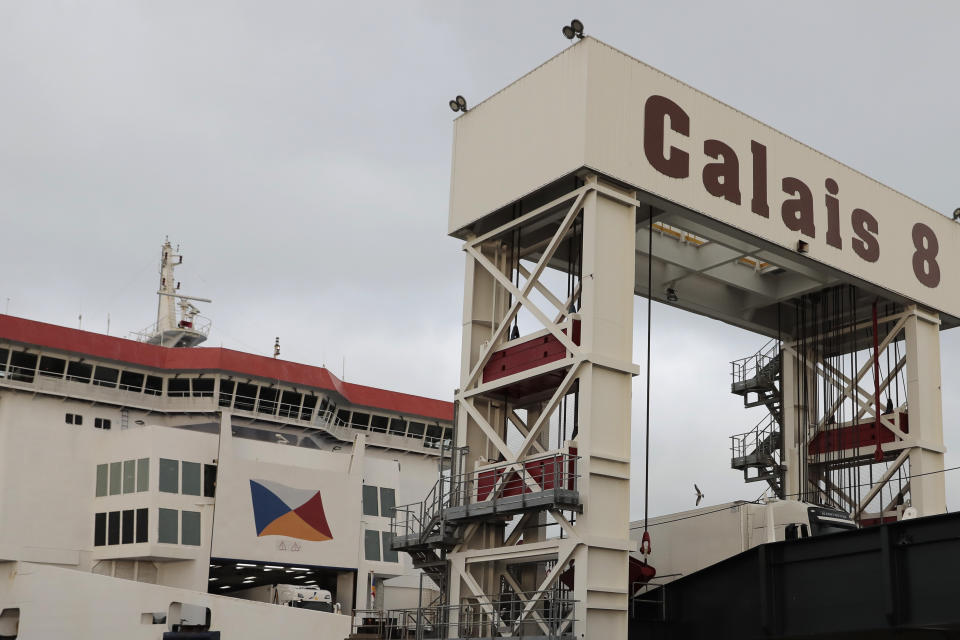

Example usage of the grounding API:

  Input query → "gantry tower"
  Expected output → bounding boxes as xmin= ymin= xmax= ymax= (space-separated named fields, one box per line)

xmin=393 ymin=36 xmax=959 ymax=639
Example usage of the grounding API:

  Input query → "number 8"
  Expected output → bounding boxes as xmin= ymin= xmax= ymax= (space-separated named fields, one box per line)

xmin=911 ymin=223 xmax=940 ymax=288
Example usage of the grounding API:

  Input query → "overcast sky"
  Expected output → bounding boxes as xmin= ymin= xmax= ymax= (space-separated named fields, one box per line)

xmin=2 ymin=2 xmax=959 ymax=519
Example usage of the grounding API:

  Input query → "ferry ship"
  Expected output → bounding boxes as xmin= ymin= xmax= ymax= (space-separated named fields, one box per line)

xmin=0 ymin=241 xmax=452 ymax=638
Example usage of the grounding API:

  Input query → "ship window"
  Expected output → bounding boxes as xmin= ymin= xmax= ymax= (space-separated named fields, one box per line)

xmin=218 ymin=379 xmax=235 ymax=407
xmin=407 ymin=422 xmax=425 ymax=438
xmin=137 ymin=458 xmax=149 ymax=492
xmin=362 ymin=485 xmax=379 ymax=517
xmin=234 ymin=383 xmax=257 ymax=411
xmin=168 ymin=378 xmax=190 ymax=397
xmin=66 ymin=360 xmax=92 ymax=383
xmin=257 ymin=387 xmax=278 ymax=415
xmin=158 ymin=508 xmax=178 ymax=544
xmin=380 ymin=488 xmax=396 ymax=518
xmin=96 ymin=464 xmax=109 ymax=497
xmin=278 ymin=391 xmax=301 ymax=418
xmin=119 ymin=370 xmax=145 ymax=392
xmin=203 ymin=464 xmax=217 ymax=497
xmin=300 ymin=395 xmax=317 ymax=421
xmin=136 ymin=508 xmax=149 ymax=543
xmin=370 ymin=415 xmax=389 ymax=433
xmin=65 ymin=413 xmax=74 ymax=425
xmin=95 ymin=417 xmax=112 ymax=430
xmin=93 ymin=366 xmax=119 ymax=388
xmin=122 ymin=510 xmax=135 ymax=544
xmin=74 ymin=414 xmax=83 ymax=426
xmin=364 ymin=530 xmax=381 ymax=561
xmin=38 ymin=355 xmax=66 ymax=379
xmin=0 ymin=347 xmax=7 ymax=375
xmin=336 ymin=409 xmax=352 ymax=425
xmin=381 ymin=532 xmax=399 ymax=563
xmin=192 ymin=378 xmax=214 ymax=398
xmin=159 ymin=459 xmax=179 ymax=493
xmin=425 ymin=424 xmax=443 ymax=449
xmin=182 ymin=462 xmax=201 ymax=496
xmin=144 ymin=375 xmax=163 ymax=396
xmin=182 ymin=511 xmax=201 ymax=546
xmin=94 ymin=513 xmax=107 ymax=546
xmin=123 ymin=460 xmax=136 ymax=494
xmin=352 ymin=412 xmax=370 ymax=428
xmin=8 ymin=351 xmax=36 ymax=382
xmin=109 ymin=462 xmax=122 ymax=495
xmin=108 ymin=511 xmax=121 ymax=545
xmin=388 ymin=418 xmax=407 ymax=436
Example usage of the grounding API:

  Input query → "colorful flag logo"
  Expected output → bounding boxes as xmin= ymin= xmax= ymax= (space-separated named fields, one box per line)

xmin=249 ymin=479 xmax=333 ymax=542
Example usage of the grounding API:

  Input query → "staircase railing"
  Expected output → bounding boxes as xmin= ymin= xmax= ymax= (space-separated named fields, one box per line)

xmin=731 ymin=338 xmax=780 ymax=388
xmin=731 ymin=413 xmax=780 ymax=461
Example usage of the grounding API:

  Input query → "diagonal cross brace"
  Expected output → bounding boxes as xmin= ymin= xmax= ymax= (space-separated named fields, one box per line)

xmin=462 ymin=189 xmax=586 ymax=389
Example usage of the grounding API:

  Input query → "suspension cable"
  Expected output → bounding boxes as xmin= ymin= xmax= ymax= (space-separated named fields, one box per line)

xmin=643 ymin=210 xmax=653 ymax=534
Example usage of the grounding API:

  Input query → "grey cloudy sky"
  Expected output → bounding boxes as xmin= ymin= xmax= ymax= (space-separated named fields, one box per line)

xmin=2 ymin=2 xmax=959 ymax=518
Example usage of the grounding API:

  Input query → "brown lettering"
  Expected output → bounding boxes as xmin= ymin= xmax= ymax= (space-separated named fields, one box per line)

xmin=851 ymin=208 xmax=880 ymax=263
xmin=824 ymin=178 xmax=842 ymax=249
xmin=751 ymin=141 xmax=769 ymax=218
xmin=702 ymin=140 xmax=741 ymax=205
xmin=911 ymin=223 xmax=940 ymax=287
xmin=644 ymin=95 xmax=689 ymax=179
xmin=781 ymin=177 xmax=816 ymax=238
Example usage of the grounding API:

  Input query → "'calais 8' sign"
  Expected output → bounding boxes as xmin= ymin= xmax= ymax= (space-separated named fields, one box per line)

xmin=449 ymin=39 xmax=956 ymax=317
xmin=643 ymin=94 xmax=940 ymax=289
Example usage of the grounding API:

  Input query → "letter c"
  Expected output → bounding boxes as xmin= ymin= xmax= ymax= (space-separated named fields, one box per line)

xmin=644 ymin=95 xmax=690 ymax=179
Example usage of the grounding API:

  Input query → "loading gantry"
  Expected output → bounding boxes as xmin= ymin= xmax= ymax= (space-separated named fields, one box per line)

xmin=393 ymin=176 xmax=639 ymax=639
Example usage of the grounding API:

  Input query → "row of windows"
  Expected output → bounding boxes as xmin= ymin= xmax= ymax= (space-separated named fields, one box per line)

xmin=1 ymin=347 xmax=451 ymax=449
xmin=362 ymin=485 xmax=396 ymax=518
xmin=92 ymin=508 xmax=201 ymax=546
xmin=159 ymin=459 xmax=217 ymax=497
xmin=364 ymin=530 xmax=399 ymax=563
xmin=96 ymin=459 xmax=149 ymax=496
xmin=158 ymin=508 xmax=202 ymax=545
xmin=69 ymin=413 xmax=112 ymax=428
xmin=94 ymin=509 xmax=149 ymax=546
xmin=219 ymin=380 xmax=318 ymax=421
xmin=0 ymin=348 xmax=164 ymax=394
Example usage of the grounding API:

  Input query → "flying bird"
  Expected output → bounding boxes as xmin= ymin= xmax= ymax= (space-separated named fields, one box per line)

xmin=694 ymin=484 xmax=704 ymax=507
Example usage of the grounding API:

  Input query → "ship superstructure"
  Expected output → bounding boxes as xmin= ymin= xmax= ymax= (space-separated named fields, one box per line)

xmin=0 ymin=242 xmax=452 ymax=639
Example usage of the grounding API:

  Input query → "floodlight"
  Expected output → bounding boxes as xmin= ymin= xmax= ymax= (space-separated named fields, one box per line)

xmin=449 ymin=95 xmax=468 ymax=113
xmin=953 ymin=207 xmax=960 ymax=221
xmin=571 ymin=19 xmax=584 ymax=34
xmin=666 ymin=288 xmax=678 ymax=303
xmin=562 ymin=25 xmax=575 ymax=40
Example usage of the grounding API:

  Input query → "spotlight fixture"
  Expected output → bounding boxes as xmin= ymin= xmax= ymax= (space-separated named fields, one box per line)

xmin=953 ymin=207 xmax=960 ymax=222
xmin=562 ymin=19 xmax=585 ymax=40
xmin=449 ymin=95 xmax=468 ymax=113
xmin=666 ymin=287 xmax=678 ymax=303
xmin=797 ymin=240 xmax=810 ymax=254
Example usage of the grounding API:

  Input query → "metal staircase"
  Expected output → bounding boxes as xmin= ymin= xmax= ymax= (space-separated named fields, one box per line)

xmin=730 ymin=339 xmax=784 ymax=497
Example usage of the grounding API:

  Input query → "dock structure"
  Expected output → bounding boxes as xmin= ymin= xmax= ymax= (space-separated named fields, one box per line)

xmin=395 ymin=35 xmax=957 ymax=639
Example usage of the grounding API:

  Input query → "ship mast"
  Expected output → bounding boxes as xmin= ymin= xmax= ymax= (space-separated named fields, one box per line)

xmin=139 ymin=239 xmax=212 ymax=348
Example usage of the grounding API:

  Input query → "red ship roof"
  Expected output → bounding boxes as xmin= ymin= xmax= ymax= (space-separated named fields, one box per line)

xmin=0 ymin=314 xmax=453 ymax=422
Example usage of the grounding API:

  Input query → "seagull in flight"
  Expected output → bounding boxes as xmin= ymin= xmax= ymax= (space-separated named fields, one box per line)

xmin=694 ymin=484 xmax=704 ymax=507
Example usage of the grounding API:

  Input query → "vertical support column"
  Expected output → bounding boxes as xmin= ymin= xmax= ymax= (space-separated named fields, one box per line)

xmin=903 ymin=306 xmax=946 ymax=516
xmin=780 ymin=346 xmax=801 ymax=500
xmin=571 ymin=177 xmax=637 ymax=638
